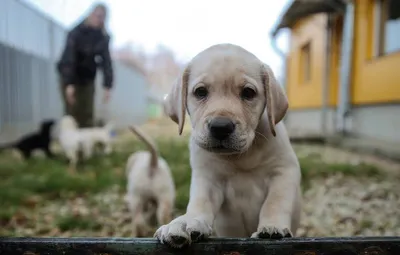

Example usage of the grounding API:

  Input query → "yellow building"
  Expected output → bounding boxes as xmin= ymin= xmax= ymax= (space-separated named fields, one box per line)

xmin=272 ymin=0 xmax=400 ymax=158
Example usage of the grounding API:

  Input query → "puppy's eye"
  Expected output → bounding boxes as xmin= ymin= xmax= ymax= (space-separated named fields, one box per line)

xmin=241 ymin=87 xmax=257 ymax=100
xmin=193 ymin=87 xmax=208 ymax=99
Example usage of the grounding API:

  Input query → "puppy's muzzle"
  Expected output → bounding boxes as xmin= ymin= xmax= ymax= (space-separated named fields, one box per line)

xmin=208 ymin=117 xmax=236 ymax=141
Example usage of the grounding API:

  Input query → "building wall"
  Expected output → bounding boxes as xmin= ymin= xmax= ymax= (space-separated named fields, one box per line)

xmin=328 ymin=15 xmax=343 ymax=108
xmin=284 ymin=0 xmax=400 ymax=146
xmin=285 ymin=13 xmax=341 ymax=135
xmin=285 ymin=108 xmax=337 ymax=137
xmin=0 ymin=39 xmax=63 ymax=139
xmin=0 ymin=0 xmax=149 ymax=143
xmin=351 ymin=0 xmax=400 ymax=105
xmin=351 ymin=105 xmax=400 ymax=143
xmin=0 ymin=0 xmax=52 ymax=59
xmin=286 ymin=14 xmax=327 ymax=109
xmin=286 ymin=13 xmax=343 ymax=110
xmin=285 ymin=1 xmax=400 ymax=110
xmin=347 ymin=0 xmax=400 ymax=143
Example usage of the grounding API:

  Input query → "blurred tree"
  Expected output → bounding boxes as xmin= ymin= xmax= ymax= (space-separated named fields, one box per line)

xmin=112 ymin=42 xmax=148 ymax=78
xmin=147 ymin=44 xmax=182 ymax=93
xmin=112 ymin=42 xmax=182 ymax=94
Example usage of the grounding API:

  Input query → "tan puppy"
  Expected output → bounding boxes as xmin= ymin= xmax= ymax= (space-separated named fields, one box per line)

xmin=155 ymin=43 xmax=301 ymax=248
xmin=125 ymin=125 xmax=176 ymax=237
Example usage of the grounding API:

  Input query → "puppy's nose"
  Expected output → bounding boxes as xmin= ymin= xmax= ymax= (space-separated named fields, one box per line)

xmin=208 ymin=117 xmax=235 ymax=140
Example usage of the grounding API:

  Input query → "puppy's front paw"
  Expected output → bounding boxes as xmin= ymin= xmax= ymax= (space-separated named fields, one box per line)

xmin=251 ymin=226 xmax=292 ymax=239
xmin=154 ymin=215 xmax=212 ymax=249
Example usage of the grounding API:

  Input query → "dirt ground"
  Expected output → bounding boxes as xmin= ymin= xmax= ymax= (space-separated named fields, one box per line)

xmin=136 ymin=118 xmax=400 ymax=237
xmin=1 ymin=117 xmax=399 ymax=237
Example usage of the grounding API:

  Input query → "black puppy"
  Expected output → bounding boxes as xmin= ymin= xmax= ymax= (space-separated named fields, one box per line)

xmin=0 ymin=119 xmax=56 ymax=159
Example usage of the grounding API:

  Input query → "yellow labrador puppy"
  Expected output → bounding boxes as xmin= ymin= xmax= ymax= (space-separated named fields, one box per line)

xmin=125 ymin=125 xmax=175 ymax=237
xmin=155 ymin=43 xmax=301 ymax=248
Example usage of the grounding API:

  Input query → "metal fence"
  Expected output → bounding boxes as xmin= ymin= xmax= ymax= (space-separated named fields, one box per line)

xmin=0 ymin=0 xmax=149 ymax=143
xmin=1 ymin=236 xmax=400 ymax=255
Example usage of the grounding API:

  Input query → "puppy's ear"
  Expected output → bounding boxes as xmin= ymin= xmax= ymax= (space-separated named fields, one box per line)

xmin=163 ymin=66 xmax=190 ymax=135
xmin=261 ymin=63 xmax=289 ymax=136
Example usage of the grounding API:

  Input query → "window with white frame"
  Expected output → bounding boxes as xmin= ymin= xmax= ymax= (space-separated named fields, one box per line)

xmin=375 ymin=0 xmax=400 ymax=56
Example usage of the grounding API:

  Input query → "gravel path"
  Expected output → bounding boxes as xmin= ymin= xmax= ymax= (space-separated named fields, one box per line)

xmin=3 ymin=144 xmax=400 ymax=237
xmin=295 ymin=144 xmax=400 ymax=236
xmin=7 ymin=172 xmax=400 ymax=238
xmin=298 ymin=173 xmax=400 ymax=237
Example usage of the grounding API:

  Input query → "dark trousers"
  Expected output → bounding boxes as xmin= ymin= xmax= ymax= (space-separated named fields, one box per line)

xmin=60 ymin=79 xmax=95 ymax=128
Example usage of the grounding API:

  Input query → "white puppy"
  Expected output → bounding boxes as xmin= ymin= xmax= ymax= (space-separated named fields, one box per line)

xmin=57 ymin=115 xmax=115 ymax=167
xmin=57 ymin=115 xmax=85 ymax=168
xmin=125 ymin=125 xmax=175 ymax=237
xmin=155 ymin=43 xmax=302 ymax=248
xmin=79 ymin=122 xmax=115 ymax=156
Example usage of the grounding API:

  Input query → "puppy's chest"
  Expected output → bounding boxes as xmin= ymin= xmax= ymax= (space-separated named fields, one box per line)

xmin=223 ymin=174 xmax=269 ymax=208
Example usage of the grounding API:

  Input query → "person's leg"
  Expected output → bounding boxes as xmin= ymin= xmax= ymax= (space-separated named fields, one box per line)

xmin=86 ymin=81 xmax=95 ymax=128
xmin=74 ymin=81 xmax=95 ymax=128
xmin=59 ymin=78 xmax=73 ymax=116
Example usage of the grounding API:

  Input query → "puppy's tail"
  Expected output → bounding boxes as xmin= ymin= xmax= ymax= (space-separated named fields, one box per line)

xmin=128 ymin=125 xmax=158 ymax=169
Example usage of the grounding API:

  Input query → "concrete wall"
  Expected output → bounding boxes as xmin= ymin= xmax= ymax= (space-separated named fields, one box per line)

xmin=350 ymin=105 xmax=400 ymax=144
xmin=285 ymin=108 xmax=337 ymax=137
xmin=286 ymin=104 xmax=400 ymax=145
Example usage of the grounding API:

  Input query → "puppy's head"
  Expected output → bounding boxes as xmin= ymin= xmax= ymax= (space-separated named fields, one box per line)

xmin=40 ymin=119 xmax=55 ymax=132
xmin=164 ymin=44 xmax=288 ymax=154
xmin=59 ymin=115 xmax=78 ymax=131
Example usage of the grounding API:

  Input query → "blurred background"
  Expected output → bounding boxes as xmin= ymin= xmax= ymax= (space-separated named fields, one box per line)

xmin=0 ymin=0 xmax=289 ymax=140
xmin=0 ymin=0 xmax=399 ymax=239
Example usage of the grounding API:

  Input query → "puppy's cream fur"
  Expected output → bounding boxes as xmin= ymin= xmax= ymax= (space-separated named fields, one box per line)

xmin=79 ymin=122 xmax=115 ymax=155
xmin=155 ymin=44 xmax=301 ymax=248
xmin=57 ymin=115 xmax=84 ymax=168
xmin=57 ymin=115 xmax=115 ymax=168
xmin=125 ymin=125 xmax=175 ymax=237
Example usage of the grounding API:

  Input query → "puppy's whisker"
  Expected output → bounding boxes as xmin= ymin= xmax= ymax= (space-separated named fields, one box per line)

xmin=239 ymin=150 xmax=248 ymax=159
xmin=255 ymin=131 xmax=269 ymax=143
xmin=235 ymin=144 xmax=249 ymax=159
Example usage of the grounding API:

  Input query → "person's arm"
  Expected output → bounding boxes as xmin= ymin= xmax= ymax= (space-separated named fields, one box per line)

xmin=101 ymin=35 xmax=114 ymax=89
xmin=59 ymin=30 xmax=78 ymax=86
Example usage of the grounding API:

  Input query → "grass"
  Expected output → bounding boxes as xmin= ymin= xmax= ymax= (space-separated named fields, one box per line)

xmin=0 ymin=134 xmax=192 ymax=226
xmin=57 ymin=214 xmax=103 ymax=232
xmin=0 ymin=125 xmax=388 ymax=236
xmin=298 ymin=154 xmax=383 ymax=190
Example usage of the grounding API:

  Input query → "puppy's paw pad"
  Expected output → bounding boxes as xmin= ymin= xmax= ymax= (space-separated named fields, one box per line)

xmin=251 ymin=226 xmax=292 ymax=239
xmin=156 ymin=226 xmax=190 ymax=248
xmin=154 ymin=216 xmax=212 ymax=248
xmin=155 ymin=233 xmax=190 ymax=248
xmin=169 ymin=235 xmax=189 ymax=247
xmin=190 ymin=231 xmax=204 ymax=242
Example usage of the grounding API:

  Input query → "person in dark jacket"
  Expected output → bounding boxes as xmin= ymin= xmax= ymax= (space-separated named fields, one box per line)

xmin=57 ymin=3 xmax=113 ymax=128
